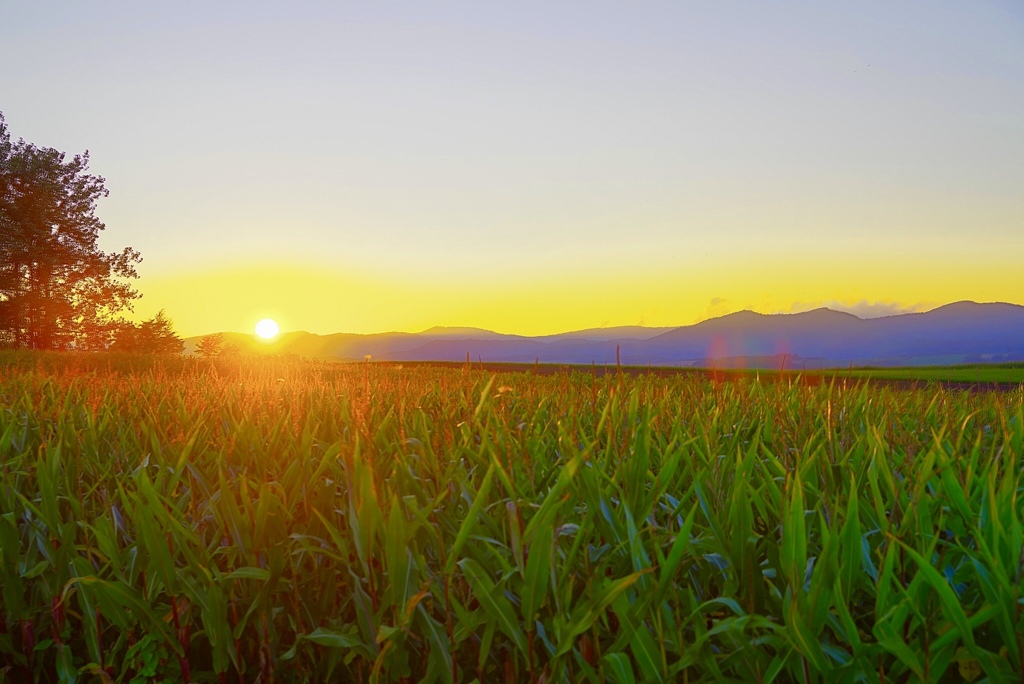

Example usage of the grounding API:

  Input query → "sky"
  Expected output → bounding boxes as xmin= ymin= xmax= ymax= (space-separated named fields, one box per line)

xmin=2 ymin=1 xmax=1022 ymax=337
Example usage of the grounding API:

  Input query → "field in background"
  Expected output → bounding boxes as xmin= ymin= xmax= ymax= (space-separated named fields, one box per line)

xmin=337 ymin=358 xmax=1024 ymax=388
xmin=839 ymin=365 xmax=1024 ymax=385
xmin=0 ymin=352 xmax=1022 ymax=682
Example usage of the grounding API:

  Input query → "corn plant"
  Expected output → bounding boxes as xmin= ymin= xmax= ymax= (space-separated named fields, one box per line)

xmin=0 ymin=352 xmax=1021 ymax=682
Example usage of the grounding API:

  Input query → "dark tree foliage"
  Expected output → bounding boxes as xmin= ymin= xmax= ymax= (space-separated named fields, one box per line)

xmin=0 ymin=112 xmax=141 ymax=350
xmin=196 ymin=332 xmax=225 ymax=358
xmin=112 ymin=310 xmax=184 ymax=355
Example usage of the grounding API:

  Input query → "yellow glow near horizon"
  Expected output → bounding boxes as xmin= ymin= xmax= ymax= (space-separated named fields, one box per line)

xmin=133 ymin=252 xmax=1024 ymax=339
xmin=5 ymin=5 xmax=1022 ymax=342
xmin=255 ymin=318 xmax=280 ymax=340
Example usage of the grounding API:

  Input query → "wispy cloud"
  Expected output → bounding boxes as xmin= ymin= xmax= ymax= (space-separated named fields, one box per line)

xmin=785 ymin=299 xmax=932 ymax=319
xmin=700 ymin=297 xmax=733 ymax=322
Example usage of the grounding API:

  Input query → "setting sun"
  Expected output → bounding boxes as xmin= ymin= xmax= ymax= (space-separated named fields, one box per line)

xmin=254 ymin=318 xmax=280 ymax=340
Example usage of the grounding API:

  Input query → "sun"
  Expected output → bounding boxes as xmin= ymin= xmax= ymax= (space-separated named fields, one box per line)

xmin=254 ymin=318 xmax=280 ymax=340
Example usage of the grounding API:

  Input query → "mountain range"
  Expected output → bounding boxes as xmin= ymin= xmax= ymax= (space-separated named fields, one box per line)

xmin=185 ymin=301 xmax=1024 ymax=368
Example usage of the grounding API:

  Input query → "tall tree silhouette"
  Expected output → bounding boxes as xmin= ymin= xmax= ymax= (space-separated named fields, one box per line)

xmin=0 ymin=113 xmax=141 ymax=349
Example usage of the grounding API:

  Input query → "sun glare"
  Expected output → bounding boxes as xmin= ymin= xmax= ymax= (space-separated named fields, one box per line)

xmin=255 ymin=318 xmax=280 ymax=340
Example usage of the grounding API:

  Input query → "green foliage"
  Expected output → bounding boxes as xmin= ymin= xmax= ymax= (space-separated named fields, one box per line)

xmin=0 ymin=112 xmax=141 ymax=351
xmin=0 ymin=352 xmax=1021 ymax=682
xmin=110 ymin=310 xmax=184 ymax=355
xmin=123 ymin=633 xmax=180 ymax=683
xmin=838 ymin=366 xmax=1024 ymax=384
xmin=195 ymin=332 xmax=224 ymax=358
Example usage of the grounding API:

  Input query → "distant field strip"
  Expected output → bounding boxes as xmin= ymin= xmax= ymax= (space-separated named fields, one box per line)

xmin=367 ymin=359 xmax=1024 ymax=389
xmin=0 ymin=354 xmax=1022 ymax=682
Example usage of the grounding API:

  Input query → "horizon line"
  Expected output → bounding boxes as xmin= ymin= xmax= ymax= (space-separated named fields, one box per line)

xmin=185 ymin=299 xmax=1020 ymax=340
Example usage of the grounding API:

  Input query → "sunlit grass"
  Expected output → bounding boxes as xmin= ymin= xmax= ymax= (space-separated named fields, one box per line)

xmin=0 ymin=352 xmax=1022 ymax=682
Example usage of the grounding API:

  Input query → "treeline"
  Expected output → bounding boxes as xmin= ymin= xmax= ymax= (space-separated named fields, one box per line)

xmin=0 ymin=112 xmax=183 ymax=353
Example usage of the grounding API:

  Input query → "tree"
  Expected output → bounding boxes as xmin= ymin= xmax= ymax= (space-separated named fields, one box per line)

xmin=195 ymin=333 xmax=242 ymax=358
xmin=0 ymin=112 xmax=142 ymax=350
xmin=111 ymin=310 xmax=184 ymax=354
xmin=196 ymin=332 xmax=224 ymax=358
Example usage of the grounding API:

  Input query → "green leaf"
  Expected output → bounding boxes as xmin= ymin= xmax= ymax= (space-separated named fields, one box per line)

xmin=521 ymin=507 xmax=553 ymax=624
xmin=781 ymin=589 xmax=829 ymax=673
xmin=446 ymin=464 xmax=496 ymax=574
xmin=68 ymin=577 xmax=181 ymax=656
xmin=305 ymin=626 xmax=362 ymax=649
xmin=459 ymin=557 xmax=526 ymax=654
xmin=874 ymin=615 xmax=925 ymax=680
xmin=20 ymin=560 xmax=49 ymax=579
xmin=55 ymin=643 xmax=76 ymax=684
xmin=780 ymin=472 xmax=806 ymax=590
xmin=557 ymin=571 xmax=649 ymax=656
xmin=901 ymin=543 xmax=1010 ymax=679
xmin=839 ymin=475 xmax=861 ymax=597
xmin=224 ymin=567 xmax=271 ymax=581
xmin=602 ymin=653 xmax=636 ymax=684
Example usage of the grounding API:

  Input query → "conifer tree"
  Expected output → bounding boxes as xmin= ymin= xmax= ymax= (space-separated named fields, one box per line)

xmin=0 ymin=112 xmax=141 ymax=349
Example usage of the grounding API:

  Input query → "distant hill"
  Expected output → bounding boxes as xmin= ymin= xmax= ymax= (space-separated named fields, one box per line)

xmin=535 ymin=325 xmax=677 ymax=341
xmin=184 ymin=301 xmax=1024 ymax=368
xmin=417 ymin=326 xmax=528 ymax=340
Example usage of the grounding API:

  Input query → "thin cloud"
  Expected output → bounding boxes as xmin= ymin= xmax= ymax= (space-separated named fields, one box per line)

xmin=700 ymin=297 xmax=733 ymax=322
xmin=785 ymin=300 xmax=932 ymax=319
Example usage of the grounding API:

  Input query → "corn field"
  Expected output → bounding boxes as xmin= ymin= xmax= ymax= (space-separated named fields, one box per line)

xmin=0 ymin=353 xmax=1022 ymax=683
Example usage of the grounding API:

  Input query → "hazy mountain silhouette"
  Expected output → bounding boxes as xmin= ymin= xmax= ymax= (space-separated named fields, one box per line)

xmin=535 ymin=325 xmax=676 ymax=341
xmin=417 ymin=326 xmax=528 ymax=340
xmin=184 ymin=301 xmax=1024 ymax=367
